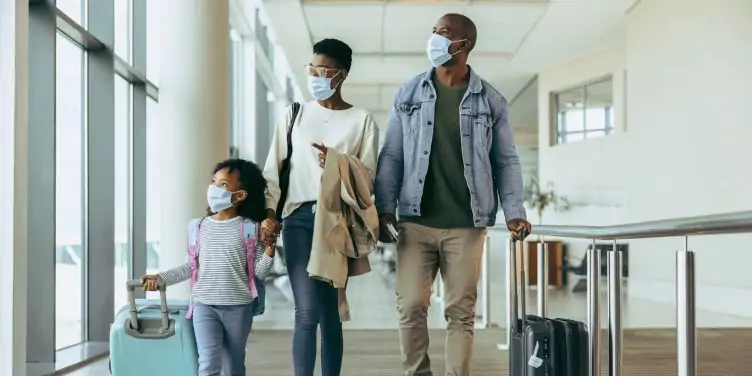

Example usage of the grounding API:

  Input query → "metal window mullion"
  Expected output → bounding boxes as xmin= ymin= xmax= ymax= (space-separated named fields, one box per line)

xmin=26 ymin=2 xmax=58 ymax=366
xmin=126 ymin=83 xmax=134 ymax=281
xmin=52 ymin=2 xmax=157 ymax=100
xmin=84 ymin=0 xmax=115 ymax=342
xmin=606 ymin=105 xmax=612 ymax=130
xmin=130 ymin=0 xmax=147 ymax=297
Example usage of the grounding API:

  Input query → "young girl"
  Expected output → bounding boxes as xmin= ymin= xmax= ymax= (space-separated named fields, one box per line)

xmin=141 ymin=158 xmax=274 ymax=376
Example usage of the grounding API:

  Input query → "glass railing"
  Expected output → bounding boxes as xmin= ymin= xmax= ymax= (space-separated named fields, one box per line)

xmin=485 ymin=210 xmax=752 ymax=376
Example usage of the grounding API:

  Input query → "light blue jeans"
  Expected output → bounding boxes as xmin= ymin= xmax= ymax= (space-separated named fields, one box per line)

xmin=192 ymin=302 xmax=254 ymax=376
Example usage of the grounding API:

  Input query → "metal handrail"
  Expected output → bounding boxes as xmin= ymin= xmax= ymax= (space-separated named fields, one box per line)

xmin=527 ymin=210 xmax=752 ymax=239
xmin=484 ymin=209 xmax=752 ymax=376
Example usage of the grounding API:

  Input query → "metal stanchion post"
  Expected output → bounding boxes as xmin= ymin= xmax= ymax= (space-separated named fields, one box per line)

xmin=587 ymin=243 xmax=601 ymax=376
xmin=497 ymin=238 xmax=513 ymax=350
xmin=537 ymin=235 xmax=548 ymax=317
xmin=677 ymin=236 xmax=696 ymax=376
xmin=608 ymin=241 xmax=623 ymax=376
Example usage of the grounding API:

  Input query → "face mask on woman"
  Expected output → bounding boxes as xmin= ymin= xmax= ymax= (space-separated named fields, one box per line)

xmin=307 ymin=71 xmax=342 ymax=100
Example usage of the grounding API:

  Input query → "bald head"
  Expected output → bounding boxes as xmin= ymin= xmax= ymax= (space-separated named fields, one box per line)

xmin=438 ymin=13 xmax=477 ymax=51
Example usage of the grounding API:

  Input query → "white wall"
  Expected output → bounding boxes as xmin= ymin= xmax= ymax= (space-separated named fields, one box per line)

xmin=537 ymin=0 xmax=752 ymax=320
xmin=537 ymin=46 xmax=628 ymax=261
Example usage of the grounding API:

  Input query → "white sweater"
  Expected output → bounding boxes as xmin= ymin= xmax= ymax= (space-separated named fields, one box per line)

xmin=263 ymin=101 xmax=379 ymax=218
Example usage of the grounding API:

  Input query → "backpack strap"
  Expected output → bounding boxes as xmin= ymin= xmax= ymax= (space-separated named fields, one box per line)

xmin=241 ymin=218 xmax=259 ymax=299
xmin=185 ymin=217 xmax=205 ymax=319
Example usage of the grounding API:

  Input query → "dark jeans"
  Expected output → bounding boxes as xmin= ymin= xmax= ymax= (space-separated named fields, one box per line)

xmin=283 ymin=202 xmax=343 ymax=376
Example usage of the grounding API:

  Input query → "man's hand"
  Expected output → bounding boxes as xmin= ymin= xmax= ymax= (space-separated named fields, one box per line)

xmin=507 ymin=218 xmax=532 ymax=240
xmin=378 ymin=213 xmax=398 ymax=243
xmin=260 ymin=218 xmax=280 ymax=247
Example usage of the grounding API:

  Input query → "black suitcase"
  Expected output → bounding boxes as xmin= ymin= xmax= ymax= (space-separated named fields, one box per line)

xmin=508 ymin=234 xmax=589 ymax=376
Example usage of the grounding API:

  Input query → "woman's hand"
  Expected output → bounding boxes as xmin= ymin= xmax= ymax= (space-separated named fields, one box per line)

xmin=312 ymin=142 xmax=328 ymax=168
xmin=260 ymin=218 xmax=280 ymax=247
xmin=140 ymin=274 xmax=161 ymax=291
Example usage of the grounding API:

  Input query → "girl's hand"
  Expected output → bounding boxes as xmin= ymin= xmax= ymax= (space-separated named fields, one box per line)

xmin=260 ymin=218 xmax=280 ymax=247
xmin=140 ymin=274 xmax=161 ymax=291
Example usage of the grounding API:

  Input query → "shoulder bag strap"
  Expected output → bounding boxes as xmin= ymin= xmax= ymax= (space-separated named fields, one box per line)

xmin=285 ymin=102 xmax=301 ymax=161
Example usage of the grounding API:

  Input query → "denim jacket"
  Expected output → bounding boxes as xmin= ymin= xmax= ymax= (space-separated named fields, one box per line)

xmin=374 ymin=67 xmax=526 ymax=227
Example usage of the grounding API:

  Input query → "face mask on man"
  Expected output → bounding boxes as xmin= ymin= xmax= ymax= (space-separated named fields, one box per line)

xmin=307 ymin=71 xmax=342 ymax=100
xmin=426 ymin=34 xmax=466 ymax=68
xmin=206 ymin=184 xmax=243 ymax=213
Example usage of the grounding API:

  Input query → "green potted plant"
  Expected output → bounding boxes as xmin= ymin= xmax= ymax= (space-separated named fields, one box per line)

xmin=523 ymin=177 xmax=570 ymax=226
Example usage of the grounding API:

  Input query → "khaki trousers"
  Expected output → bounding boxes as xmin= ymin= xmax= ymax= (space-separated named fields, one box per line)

xmin=395 ymin=222 xmax=486 ymax=376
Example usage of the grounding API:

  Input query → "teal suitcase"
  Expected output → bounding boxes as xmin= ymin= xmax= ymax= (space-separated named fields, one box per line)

xmin=109 ymin=280 xmax=198 ymax=376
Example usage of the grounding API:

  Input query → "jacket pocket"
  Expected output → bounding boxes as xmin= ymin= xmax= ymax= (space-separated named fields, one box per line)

xmin=397 ymin=102 xmax=422 ymax=135
xmin=472 ymin=113 xmax=493 ymax=148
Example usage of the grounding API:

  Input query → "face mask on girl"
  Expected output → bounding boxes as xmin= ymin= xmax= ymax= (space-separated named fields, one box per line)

xmin=206 ymin=185 xmax=243 ymax=213
xmin=426 ymin=34 xmax=466 ymax=68
xmin=307 ymin=71 xmax=342 ymax=100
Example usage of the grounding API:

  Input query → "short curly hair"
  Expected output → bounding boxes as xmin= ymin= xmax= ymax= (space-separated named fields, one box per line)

xmin=206 ymin=158 xmax=267 ymax=222
xmin=313 ymin=38 xmax=353 ymax=72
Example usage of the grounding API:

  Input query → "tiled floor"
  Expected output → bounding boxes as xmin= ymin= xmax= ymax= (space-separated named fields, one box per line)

xmin=63 ymin=253 xmax=752 ymax=375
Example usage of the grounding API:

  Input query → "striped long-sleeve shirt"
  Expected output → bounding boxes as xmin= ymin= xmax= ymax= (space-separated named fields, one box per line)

xmin=159 ymin=216 xmax=274 ymax=306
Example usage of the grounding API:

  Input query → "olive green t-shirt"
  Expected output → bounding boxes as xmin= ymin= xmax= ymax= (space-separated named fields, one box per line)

xmin=401 ymin=78 xmax=475 ymax=228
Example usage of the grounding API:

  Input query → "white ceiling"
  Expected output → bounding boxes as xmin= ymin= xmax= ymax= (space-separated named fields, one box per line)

xmin=262 ymin=0 xmax=634 ymax=129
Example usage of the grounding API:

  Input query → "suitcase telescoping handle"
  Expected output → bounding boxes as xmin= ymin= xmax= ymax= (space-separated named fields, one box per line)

xmin=510 ymin=228 xmax=530 ymax=332
xmin=125 ymin=279 xmax=169 ymax=333
xmin=510 ymin=228 xmax=530 ymax=376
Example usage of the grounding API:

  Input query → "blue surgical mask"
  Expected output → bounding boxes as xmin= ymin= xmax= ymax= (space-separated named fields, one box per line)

xmin=426 ymin=34 xmax=466 ymax=68
xmin=206 ymin=185 xmax=239 ymax=213
xmin=307 ymin=72 xmax=342 ymax=100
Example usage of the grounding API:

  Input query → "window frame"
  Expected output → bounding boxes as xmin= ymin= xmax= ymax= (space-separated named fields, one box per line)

xmin=551 ymin=76 xmax=614 ymax=146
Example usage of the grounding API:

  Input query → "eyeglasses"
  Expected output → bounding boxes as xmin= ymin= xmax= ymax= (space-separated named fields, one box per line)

xmin=304 ymin=64 xmax=343 ymax=78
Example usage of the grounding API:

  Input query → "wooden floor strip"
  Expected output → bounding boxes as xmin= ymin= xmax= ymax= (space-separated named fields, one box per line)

xmin=247 ymin=328 xmax=752 ymax=375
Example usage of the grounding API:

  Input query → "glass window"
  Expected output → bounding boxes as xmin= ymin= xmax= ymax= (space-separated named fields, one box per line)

xmin=553 ymin=77 xmax=614 ymax=145
xmin=563 ymin=110 xmax=585 ymax=132
xmin=57 ymin=0 xmax=84 ymax=26
xmin=145 ymin=98 xmax=161 ymax=300
xmin=585 ymin=108 xmax=607 ymax=131
xmin=146 ymin=0 xmax=161 ymax=85
xmin=114 ymin=77 xmax=131 ymax=311
xmin=114 ymin=0 xmax=132 ymax=61
xmin=55 ymin=33 xmax=85 ymax=350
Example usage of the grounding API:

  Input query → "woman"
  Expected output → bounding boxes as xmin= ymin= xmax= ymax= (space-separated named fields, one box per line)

xmin=260 ymin=38 xmax=379 ymax=376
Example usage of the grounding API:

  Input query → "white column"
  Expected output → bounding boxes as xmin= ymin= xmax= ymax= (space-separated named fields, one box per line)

xmin=0 ymin=0 xmax=29 ymax=374
xmin=158 ymin=0 xmax=231 ymax=299
xmin=239 ymin=32 xmax=257 ymax=161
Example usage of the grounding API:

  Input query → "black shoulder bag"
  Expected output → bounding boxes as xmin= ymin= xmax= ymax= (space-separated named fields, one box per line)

xmin=275 ymin=102 xmax=301 ymax=221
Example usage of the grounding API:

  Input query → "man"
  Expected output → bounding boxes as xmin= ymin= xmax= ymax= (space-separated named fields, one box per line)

xmin=374 ymin=13 xmax=531 ymax=376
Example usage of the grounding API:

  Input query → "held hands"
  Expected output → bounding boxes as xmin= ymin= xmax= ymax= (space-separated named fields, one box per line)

xmin=311 ymin=142 xmax=328 ymax=168
xmin=507 ymin=218 xmax=532 ymax=241
xmin=260 ymin=218 xmax=280 ymax=247
xmin=140 ymin=274 xmax=161 ymax=291
xmin=378 ymin=213 xmax=398 ymax=243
